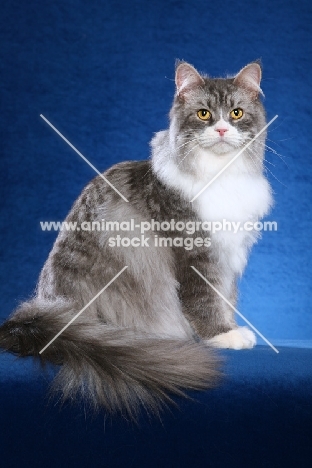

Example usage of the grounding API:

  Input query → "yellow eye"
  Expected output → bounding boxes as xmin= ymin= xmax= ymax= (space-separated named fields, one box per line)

xmin=230 ymin=108 xmax=244 ymax=120
xmin=197 ymin=109 xmax=211 ymax=121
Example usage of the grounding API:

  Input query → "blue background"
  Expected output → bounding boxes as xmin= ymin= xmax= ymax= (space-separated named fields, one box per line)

xmin=1 ymin=2 xmax=312 ymax=467
xmin=1 ymin=0 xmax=311 ymax=345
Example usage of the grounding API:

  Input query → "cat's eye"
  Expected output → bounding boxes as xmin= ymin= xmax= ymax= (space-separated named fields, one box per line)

xmin=197 ymin=109 xmax=211 ymax=121
xmin=230 ymin=108 xmax=244 ymax=120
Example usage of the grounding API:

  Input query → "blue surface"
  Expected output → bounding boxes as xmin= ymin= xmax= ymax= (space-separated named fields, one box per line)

xmin=0 ymin=346 xmax=311 ymax=467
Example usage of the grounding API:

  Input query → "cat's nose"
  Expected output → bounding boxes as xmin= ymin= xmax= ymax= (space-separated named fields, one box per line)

xmin=215 ymin=128 xmax=228 ymax=137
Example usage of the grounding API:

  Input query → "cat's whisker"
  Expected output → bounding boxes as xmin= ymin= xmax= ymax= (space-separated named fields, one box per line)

xmin=263 ymin=146 xmax=289 ymax=168
xmin=262 ymin=145 xmax=289 ymax=168
xmin=264 ymin=159 xmax=276 ymax=167
xmin=246 ymin=146 xmax=276 ymax=168
xmin=247 ymin=146 xmax=269 ymax=171
xmin=263 ymin=165 xmax=287 ymax=187
xmin=246 ymin=147 xmax=287 ymax=187
xmin=244 ymin=148 xmax=262 ymax=174
xmin=169 ymin=139 xmax=199 ymax=162
xmin=176 ymin=137 xmax=199 ymax=151
xmin=256 ymin=139 xmax=287 ymax=158
xmin=265 ymin=136 xmax=293 ymax=146
xmin=244 ymin=136 xmax=289 ymax=168
xmin=140 ymin=138 xmax=199 ymax=181
xmin=176 ymin=143 xmax=200 ymax=169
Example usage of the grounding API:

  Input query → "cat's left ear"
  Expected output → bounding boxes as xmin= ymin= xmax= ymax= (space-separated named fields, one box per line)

xmin=175 ymin=62 xmax=205 ymax=99
xmin=234 ymin=63 xmax=263 ymax=99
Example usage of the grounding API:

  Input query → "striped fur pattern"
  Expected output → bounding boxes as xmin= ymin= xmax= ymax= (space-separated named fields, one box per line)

xmin=0 ymin=62 xmax=272 ymax=417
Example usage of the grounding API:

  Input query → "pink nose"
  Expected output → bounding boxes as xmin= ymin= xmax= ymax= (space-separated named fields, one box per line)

xmin=215 ymin=128 xmax=228 ymax=137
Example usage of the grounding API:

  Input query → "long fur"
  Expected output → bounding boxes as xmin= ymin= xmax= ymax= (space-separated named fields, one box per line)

xmin=0 ymin=61 xmax=272 ymax=417
xmin=0 ymin=301 xmax=219 ymax=418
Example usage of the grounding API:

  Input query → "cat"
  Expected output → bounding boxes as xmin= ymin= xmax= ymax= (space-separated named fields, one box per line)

xmin=0 ymin=61 xmax=272 ymax=417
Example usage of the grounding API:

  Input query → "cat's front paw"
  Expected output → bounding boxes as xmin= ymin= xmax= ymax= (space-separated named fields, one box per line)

xmin=206 ymin=327 xmax=256 ymax=350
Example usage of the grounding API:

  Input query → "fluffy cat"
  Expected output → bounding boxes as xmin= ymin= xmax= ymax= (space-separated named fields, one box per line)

xmin=0 ymin=61 xmax=272 ymax=417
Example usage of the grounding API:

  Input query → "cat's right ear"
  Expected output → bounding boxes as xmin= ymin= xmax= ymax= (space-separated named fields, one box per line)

xmin=175 ymin=62 xmax=204 ymax=99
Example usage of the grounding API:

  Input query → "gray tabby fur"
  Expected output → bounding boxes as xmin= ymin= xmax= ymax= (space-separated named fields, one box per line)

xmin=0 ymin=61 xmax=272 ymax=418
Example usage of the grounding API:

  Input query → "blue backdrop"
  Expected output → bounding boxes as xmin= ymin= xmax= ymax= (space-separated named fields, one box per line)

xmin=1 ymin=0 xmax=311 ymax=346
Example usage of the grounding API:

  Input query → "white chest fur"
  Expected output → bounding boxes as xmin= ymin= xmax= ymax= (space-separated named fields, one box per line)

xmin=193 ymin=170 xmax=272 ymax=274
xmin=153 ymin=147 xmax=272 ymax=275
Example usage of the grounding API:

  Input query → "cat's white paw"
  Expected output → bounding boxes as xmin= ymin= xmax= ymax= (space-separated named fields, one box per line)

xmin=206 ymin=327 xmax=256 ymax=350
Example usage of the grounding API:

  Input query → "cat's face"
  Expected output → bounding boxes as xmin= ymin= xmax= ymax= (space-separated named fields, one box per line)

xmin=170 ymin=62 xmax=266 ymax=159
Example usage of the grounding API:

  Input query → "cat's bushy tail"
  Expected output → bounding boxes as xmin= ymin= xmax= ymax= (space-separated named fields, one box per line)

xmin=0 ymin=300 xmax=219 ymax=418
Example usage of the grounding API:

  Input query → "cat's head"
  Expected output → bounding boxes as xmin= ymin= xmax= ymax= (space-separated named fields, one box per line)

xmin=169 ymin=61 xmax=266 ymax=162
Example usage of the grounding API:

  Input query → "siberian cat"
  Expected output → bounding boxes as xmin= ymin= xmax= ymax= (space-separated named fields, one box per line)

xmin=0 ymin=61 xmax=272 ymax=417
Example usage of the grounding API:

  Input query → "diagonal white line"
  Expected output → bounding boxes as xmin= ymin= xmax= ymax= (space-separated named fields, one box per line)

xmin=190 ymin=115 xmax=279 ymax=202
xmin=191 ymin=266 xmax=279 ymax=353
xmin=40 ymin=114 xmax=129 ymax=202
xmin=39 ymin=266 xmax=128 ymax=354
